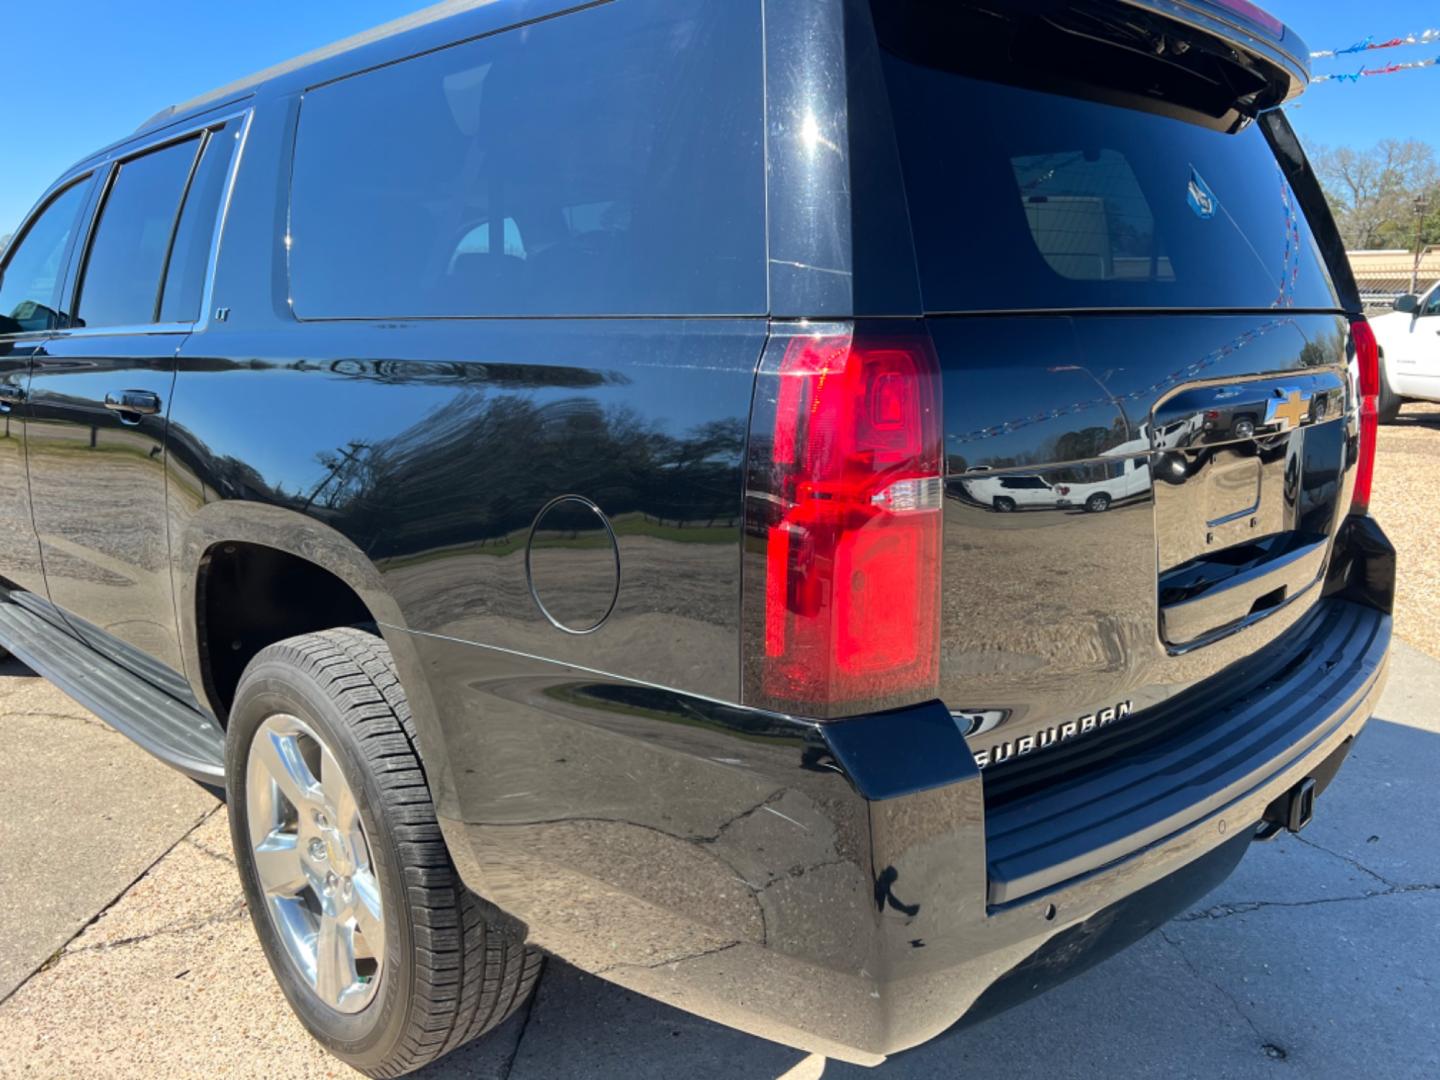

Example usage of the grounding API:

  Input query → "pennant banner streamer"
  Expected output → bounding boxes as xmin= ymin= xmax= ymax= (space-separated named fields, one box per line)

xmin=1312 ymin=55 xmax=1440 ymax=84
xmin=1310 ymin=28 xmax=1440 ymax=59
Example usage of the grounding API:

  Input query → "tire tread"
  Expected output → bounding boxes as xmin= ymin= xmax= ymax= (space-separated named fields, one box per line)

xmin=239 ymin=628 xmax=540 ymax=1078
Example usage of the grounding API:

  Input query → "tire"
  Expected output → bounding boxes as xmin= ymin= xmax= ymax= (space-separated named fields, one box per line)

xmin=1084 ymin=492 xmax=1112 ymax=513
xmin=1232 ymin=417 xmax=1256 ymax=440
xmin=226 ymin=628 xmax=541 ymax=1077
xmin=1378 ymin=357 xmax=1402 ymax=424
xmin=993 ymin=496 xmax=1017 ymax=512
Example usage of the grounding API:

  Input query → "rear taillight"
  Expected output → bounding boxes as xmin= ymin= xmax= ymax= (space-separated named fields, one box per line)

xmin=1350 ymin=318 xmax=1379 ymax=515
xmin=742 ymin=322 xmax=942 ymax=718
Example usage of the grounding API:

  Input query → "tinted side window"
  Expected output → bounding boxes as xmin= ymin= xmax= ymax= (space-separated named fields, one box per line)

xmin=160 ymin=126 xmax=239 ymax=323
xmin=76 ymin=139 xmax=199 ymax=329
xmin=289 ymin=0 xmax=765 ymax=318
xmin=0 ymin=182 xmax=90 ymax=335
xmin=1424 ymin=287 xmax=1440 ymax=317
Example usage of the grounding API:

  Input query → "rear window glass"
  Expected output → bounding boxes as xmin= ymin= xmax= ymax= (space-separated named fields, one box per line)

xmin=880 ymin=58 xmax=1338 ymax=312
xmin=288 ymin=0 xmax=765 ymax=319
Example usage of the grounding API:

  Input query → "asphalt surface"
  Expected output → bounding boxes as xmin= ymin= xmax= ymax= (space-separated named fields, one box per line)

xmin=0 ymin=640 xmax=1435 ymax=1079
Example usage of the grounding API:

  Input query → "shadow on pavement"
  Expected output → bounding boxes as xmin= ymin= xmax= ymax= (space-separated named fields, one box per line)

xmin=1390 ymin=408 xmax=1440 ymax=431
xmin=0 ymin=656 xmax=35 ymax=678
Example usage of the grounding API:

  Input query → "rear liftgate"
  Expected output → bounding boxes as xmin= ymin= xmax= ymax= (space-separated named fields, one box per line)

xmin=1152 ymin=371 xmax=1348 ymax=650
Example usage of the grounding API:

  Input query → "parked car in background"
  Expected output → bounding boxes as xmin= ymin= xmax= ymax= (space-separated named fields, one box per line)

xmin=0 ymin=0 xmax=1395 ymax=1075
xmin=1373 ymin=283 xmax=1440 ymax=421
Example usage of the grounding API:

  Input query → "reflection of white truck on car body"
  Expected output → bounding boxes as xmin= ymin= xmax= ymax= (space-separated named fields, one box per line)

xmin=961 ymin=454 xmax=1151 ymax=513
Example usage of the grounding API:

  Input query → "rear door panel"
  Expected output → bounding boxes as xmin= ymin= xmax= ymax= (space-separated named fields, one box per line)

xmin=23 ymin=126 xmax=230 ymax=697
xmin=27 ymin=333 xmax=188 ymax=685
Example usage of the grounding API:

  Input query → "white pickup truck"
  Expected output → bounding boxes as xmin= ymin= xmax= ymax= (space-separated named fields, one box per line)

xmin=1374 ymin=283 xmax=1440 ymax=421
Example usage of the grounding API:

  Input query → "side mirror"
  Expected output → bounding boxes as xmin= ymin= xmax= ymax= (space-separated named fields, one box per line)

xmin=1394 ymin=293 xmax=1420 ymax=314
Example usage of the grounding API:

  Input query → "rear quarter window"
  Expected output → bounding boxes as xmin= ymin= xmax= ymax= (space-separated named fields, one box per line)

xmin=288 ymin=0 xmax=765 ymax=319
xmin=880 ymin=58 xmax=1338 ymax=313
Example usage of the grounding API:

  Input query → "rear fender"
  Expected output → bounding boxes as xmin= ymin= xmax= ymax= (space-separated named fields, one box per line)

xmin=173 ymin=501 xmax=457 ymax=817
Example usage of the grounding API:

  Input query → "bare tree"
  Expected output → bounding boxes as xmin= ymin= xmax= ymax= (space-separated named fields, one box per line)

xmin=1311 ymin=139 xmax=1440 ymax=250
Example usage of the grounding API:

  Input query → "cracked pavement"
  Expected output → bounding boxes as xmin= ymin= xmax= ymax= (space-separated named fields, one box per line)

xmin=1 ymin=641 xmax=1436 ymax=1079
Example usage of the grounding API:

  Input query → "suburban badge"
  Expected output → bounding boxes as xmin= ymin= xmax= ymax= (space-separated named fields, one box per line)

xmin=972 ymin=701 xmax=1134 ymax=769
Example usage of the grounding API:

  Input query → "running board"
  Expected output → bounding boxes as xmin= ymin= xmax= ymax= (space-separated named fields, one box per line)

xmin=0 ymin=593 xmax=225 ymax=782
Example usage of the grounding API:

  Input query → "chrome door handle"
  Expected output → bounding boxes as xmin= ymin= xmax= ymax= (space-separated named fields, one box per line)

xmin=104 ymin=389 xmax=162 ymax=416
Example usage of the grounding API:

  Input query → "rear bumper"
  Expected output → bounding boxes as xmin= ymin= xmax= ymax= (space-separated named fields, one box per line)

xmin=982 ymin=598 xmax=1385 ymax=906
xmin=422 ymin=519 xmax=1393 ymax=1065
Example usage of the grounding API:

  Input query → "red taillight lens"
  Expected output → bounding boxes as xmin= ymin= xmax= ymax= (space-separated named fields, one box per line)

xmin=743 ymin=323 xmax=942 ymax=718
xmin=1350 ymin=318 xmax=1379 ymax=515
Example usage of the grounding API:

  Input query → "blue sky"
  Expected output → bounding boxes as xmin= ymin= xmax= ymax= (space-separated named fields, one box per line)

xmin=0 ymin=0 xmax=434 ymax=235
xmin=1 ymin=0 xmax=1438 ymax=236
xmin=1267 ymin=0 xmax=1440 ymax=154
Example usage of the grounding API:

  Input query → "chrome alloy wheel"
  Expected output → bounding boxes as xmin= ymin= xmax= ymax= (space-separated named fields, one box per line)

xmin=246 ymin=713 xmax=384 ymax=1012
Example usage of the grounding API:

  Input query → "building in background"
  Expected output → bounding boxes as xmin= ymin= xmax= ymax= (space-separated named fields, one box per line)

xmin=1350 ymin=247 xmax=1440 ymax=311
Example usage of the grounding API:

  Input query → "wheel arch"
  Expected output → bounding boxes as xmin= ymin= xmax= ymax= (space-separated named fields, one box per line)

xmin=175 ymin=502 xmax=454 ymax=805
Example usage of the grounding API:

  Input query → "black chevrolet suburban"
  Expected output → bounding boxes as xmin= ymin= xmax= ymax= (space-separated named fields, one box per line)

xmin=0 ymin=0 xmax=1396 ymax=1074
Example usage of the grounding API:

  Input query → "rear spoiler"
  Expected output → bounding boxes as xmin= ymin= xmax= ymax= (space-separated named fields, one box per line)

xmin=869 ymin=0 xmax=1310 ymax=133
xmin=1121 ymin=0 xmax=1311 ymax=103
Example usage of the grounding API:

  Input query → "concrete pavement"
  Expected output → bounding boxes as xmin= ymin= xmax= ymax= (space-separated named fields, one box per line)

xmin=0 ymin=643 xmax=1436 ymax=1078
xmin=0 ymin=657 xmax=216 ymax=1002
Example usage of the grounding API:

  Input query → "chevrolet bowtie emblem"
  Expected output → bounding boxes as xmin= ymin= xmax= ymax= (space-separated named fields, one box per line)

xmin=1264 ymin=387 xmax=1311 ymax=431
